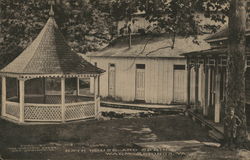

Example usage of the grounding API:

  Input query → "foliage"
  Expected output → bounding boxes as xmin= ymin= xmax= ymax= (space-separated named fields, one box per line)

xmin=91 ymin=0 xmax=229 ymax=46
xmin=0 ymin=0 xmax=114 ymax=68
xmin=0 ymin=0 xmax=231 ymax=69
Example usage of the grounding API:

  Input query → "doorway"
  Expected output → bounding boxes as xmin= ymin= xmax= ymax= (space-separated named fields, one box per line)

xmin=135 ymin=64 xmax=145 ymax=100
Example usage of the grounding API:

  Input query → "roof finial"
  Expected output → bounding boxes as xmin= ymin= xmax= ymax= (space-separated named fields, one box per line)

xmin=49 ymin=4 xmax=54 ymax=17
xmin=49 ymin=0 xmax=54 ymax=17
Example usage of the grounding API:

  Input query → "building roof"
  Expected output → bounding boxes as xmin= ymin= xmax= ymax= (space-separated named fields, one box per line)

xmin=88 ymin=34 xmax=210 ymax=58
xmin=182 ymin=47 xmax=250 ymax=57
xmin=0 ymin=9 xmax=104 ymax=77
xmin=205 ymin=27 xmax=250 ymax=42
xmin=181 ymin=48 xmax=227 ymax=57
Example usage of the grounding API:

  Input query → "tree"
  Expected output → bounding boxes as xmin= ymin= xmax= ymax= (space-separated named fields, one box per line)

xmin=0 ymin=0 xmax=114 ymax=68
xmin=226 ymin=0 xmax=248 ymax=145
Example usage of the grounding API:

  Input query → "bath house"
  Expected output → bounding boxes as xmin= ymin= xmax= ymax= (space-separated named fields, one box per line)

xmin=88 ymin=35 xmax=209 ymax=104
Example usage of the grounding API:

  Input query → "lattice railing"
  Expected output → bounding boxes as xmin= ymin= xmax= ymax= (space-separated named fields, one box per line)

xmin=5 ymin=95 xmax=96 ymax=123
xmin=65 ymin=102 xmax=95 ymax=121
xmin=24 ymin=103 xmax=62 ymax=121
xmin=6 ymin=101 xmax=20 ymax=120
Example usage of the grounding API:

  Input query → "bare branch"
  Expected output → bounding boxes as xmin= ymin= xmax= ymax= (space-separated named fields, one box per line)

xmin=146 ymin=45 xmax=172 ymax=56
xmin=124 ymin=36 xmax=153 ymax=71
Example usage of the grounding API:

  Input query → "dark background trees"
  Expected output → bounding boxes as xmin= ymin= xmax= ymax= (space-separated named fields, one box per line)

xmin=0 ymin=0 xmax=114 ymax=68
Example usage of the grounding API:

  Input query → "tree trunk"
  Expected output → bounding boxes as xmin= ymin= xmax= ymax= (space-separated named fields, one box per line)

xmin=225 ymin=0 xmax=248 ymax=145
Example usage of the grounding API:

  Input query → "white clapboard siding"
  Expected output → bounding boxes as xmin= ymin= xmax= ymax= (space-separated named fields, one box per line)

xmin=89 ymin=57 xmax=187 ymax=104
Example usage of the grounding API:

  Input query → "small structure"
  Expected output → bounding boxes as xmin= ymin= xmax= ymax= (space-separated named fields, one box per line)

xmin=0 ymin=7 xmax=104 ymax=123
xmin=182 ymin=27 xmax=250 ymax=124
xmin=88 ymin=35 xmax=209 ymax=104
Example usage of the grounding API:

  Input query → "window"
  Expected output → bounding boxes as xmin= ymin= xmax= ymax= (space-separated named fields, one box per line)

xmin=174 ymin=65 xmax=185 ymax=70
xmin=110 ymin=63 xmax=115 ymax=67
xmin=136 ymin=64 xmax=145 ymax=69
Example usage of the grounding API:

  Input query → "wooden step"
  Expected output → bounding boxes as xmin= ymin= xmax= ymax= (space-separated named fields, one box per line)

xmin=101 ymin=102 xmax=185 ymax=113
xmin=209 ymin=129 xmax=224 ymax=142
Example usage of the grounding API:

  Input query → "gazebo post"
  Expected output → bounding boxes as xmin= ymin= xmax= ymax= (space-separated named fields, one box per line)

xmin=19 ymin=78 xmax=25 ymax=123
xmin=16 ymin=78 xmax=19 ymax=100
xmin=94 ymin=75 xmax=100 ymax=118
xmin=94 ymin=76 xmax=97 ymax=115
xmin=43 ymin=78 xmax=46 ymax=103
xmin=76 ymin=77 xmax=80 ymax=96
xmin=61 ymin=78 xmax=66 ymax=122
xmin=97 ymin=75 xmax=100 ymax=114
xmin=98 ymin=75 xmax=100 ymax=98
xmin=1 ymin=76 xmax=6 ymax=117
xmin=187 ymin=58 xmax=191 ymax=107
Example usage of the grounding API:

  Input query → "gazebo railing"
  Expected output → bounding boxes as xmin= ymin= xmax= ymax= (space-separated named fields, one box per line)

xmin=24 ymin=103 xmax=62 ymax=122
xmin=65 ymin=101 xmax=95 ymax=121
xmin=5 ymin=101 xmax=20 ymax=121
xmin=23 ymin=101 xmax=96 ymax=122
xmin=3 ymin=95 xmax=98 ymax=123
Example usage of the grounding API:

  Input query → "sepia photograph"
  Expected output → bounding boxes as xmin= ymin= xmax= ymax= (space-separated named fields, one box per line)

xmin=0 ymin=0 xmax=250 ymax=159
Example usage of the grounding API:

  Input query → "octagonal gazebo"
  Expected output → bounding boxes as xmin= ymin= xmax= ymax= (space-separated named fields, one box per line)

xmin=0 ymin=7 xmax=104 ymax=123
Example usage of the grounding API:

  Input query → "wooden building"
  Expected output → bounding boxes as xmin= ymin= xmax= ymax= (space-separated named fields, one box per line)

xmin=182 ymin=27 xmax=250 ymax=124
xmin=0 ymin=7 xmax=104 ymax=123
xmin=88 ymin=35 xmax=209 ymax=104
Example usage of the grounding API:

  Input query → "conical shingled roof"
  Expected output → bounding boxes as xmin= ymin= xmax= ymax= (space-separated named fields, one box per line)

xmin=0 ymin=11 xmax=104 ymax=77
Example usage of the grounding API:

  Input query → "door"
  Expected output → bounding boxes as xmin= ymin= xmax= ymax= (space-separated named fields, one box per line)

xmin=173 ymin=65 xmax=186 ymax=103
xmin=135 ymin=64 xmax=145 ymax=100
xmin=108 ymin=64 xmax=116 ymax=97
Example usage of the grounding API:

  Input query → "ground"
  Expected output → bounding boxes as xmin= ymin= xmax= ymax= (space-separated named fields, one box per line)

xmin=0 ymin=109 xmax=249 ymax=160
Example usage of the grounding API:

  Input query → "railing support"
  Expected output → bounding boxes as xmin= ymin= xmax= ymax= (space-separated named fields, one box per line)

xmin=94 ymin=76 xmax=97 ymax=116
xmin=94 ymin=75 xmax=100 ymax=118
xmin=19 ymin=78 xmax=25 ymax=123
xmin=76 ymin=77 xmax=80 ymax=96
xmin=1 ymin=77 xmax=6 ymax=117
xmin=61 ymin=78 xmax=66 ymax=122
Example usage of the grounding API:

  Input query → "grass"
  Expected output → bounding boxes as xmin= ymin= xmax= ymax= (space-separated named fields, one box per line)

xmin=0 ymin=115 xmax=210 ymax=159
xmin=0 ymin=115 xmax=211 ymax=146
xmin=0 ymin=114 xmax=249 ymax=160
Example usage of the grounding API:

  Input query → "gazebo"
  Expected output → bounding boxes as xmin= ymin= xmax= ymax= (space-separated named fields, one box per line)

xmin=0 ymin=7 xmax=104 ymax=123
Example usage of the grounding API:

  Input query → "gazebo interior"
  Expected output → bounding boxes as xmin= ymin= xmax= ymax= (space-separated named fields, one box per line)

xmin=6 ymin=77 xmax=94 ymax=104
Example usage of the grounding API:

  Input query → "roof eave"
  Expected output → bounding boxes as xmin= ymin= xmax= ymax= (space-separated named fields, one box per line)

xmin=205 ymin=29 xmax=250 ymax=43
